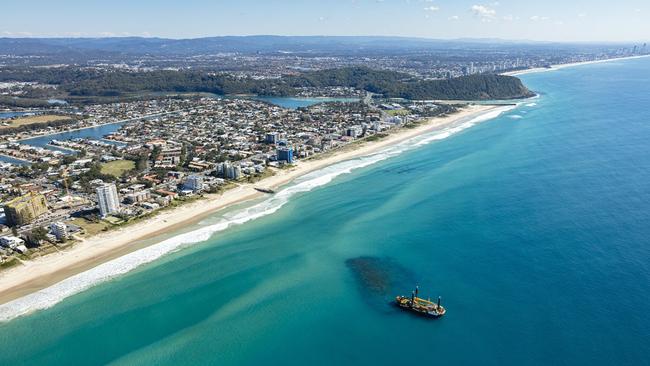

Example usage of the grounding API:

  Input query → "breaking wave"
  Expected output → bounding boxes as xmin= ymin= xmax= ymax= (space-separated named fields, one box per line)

xmin=0 ymin=105 xmax=515 ymax=322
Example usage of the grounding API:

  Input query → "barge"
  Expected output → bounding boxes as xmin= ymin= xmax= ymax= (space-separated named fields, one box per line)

xmin=395 ymin=286 xmax=446 ymax=318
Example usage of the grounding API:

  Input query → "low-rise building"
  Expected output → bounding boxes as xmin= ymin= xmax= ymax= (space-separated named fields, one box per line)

xmin=0 ymin=235 xmax=25 ymax=249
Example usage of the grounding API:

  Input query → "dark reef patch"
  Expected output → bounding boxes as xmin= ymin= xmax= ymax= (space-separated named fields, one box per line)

xmin=346 ymin=256 xmax=415 ymax=312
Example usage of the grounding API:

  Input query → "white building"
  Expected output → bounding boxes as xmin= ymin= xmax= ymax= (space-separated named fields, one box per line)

xmin=96 ymin=183 xmax=120 ymax=217
xmin=0 ymin=236 xmax=25 ymax=249
xmin=50 ymin=222 xmax=68 ymax=240
xmin=219 ymin=162 xmax=242 ymax=180
xmin=183 ymin=175 xmax=204 ymax=192
xmin=226 ymin=165 xmax=242 ymax=180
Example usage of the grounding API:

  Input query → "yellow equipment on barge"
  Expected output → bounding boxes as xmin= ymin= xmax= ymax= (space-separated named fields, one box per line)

xmin=395 ymin=286 xmax=446 ymax=318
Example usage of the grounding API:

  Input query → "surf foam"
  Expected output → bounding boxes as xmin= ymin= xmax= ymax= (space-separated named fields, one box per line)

xmin=0 ymin=105 xmax=515 ymax=322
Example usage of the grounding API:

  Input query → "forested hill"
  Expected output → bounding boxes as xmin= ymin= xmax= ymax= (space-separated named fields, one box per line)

xmin=0 ymin=66 xmax=533 ymax=101
xmin=284 ymin=67 xmax=533 ymax=100
xmin=401 ymin=74 xmax=534 ymax=100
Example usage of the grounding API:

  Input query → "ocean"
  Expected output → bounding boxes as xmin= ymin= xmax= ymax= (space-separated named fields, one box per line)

xmin=0 ymin=57 xmax=649 ymax=365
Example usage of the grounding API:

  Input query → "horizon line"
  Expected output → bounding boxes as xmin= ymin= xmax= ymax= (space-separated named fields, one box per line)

xmin=0 ymin=35 xmax=647 ymax=45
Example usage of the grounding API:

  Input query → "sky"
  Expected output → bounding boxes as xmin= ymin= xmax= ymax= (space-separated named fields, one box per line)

xmin=1 ymin=0 xmax=648 ymax=42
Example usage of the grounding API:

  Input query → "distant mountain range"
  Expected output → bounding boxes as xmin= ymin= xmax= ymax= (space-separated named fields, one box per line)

xmin=0 ymin=36 xmax=628 ymax=57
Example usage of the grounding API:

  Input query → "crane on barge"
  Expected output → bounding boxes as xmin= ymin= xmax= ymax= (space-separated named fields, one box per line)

xmin=395 ymin=286 xmax=446 ymax=318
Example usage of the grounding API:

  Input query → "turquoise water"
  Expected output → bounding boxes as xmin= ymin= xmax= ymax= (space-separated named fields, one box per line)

xmin=1 ymin=58 xmax=650 ymax=365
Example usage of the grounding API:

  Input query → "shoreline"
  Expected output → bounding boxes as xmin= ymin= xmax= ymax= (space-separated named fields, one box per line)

xmin=0 ymin=104 xmax=504 ymax=307
xmin=502 ymin=54 xmax=650 ymax=76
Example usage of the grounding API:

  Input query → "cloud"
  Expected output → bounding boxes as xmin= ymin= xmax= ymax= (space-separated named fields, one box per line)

xmin=1 ymin=31 xmax=33 ymax=37
xmin=471 ymin=5 xmax=497 ymax=21
xmin=530 ymin=15 xmax=550 ymax=21
xmin=448 ymin=15 xmax=460 ymax=20
xmin=423 ymin=6 xmax=439 ymax=12
xmin=502 ymin=14 xmax=515 ymax=21
xmin=64 ymin=32 xmax=84 ymax=37
xmin=577 ymin=13 xmax=587 ymax=18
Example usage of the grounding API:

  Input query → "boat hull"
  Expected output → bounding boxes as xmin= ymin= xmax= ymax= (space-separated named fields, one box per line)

xmin=395 ymin=295 xmax=446 ymax=318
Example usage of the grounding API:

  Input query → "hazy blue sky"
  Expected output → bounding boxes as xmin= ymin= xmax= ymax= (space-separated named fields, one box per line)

xmin=1 ymin=0 xmax=647 ymax=42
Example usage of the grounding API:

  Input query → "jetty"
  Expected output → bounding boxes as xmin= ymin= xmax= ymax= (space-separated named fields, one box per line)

xmin=254 ymin=187 xmax=276 ymax=194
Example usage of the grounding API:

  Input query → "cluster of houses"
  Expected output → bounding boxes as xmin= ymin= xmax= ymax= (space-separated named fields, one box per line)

xmin=0 ymin=95 xmax=437 ymax=264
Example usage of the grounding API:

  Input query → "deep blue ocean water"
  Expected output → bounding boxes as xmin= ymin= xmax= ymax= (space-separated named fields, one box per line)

xmin=0 ymin=58 xmax=650 ymax=365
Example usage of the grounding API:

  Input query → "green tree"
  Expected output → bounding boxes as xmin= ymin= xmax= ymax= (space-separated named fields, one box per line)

xmin=27 ymin=226 xmax=48 ymax=248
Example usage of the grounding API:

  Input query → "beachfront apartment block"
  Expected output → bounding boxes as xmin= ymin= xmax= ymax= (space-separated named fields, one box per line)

xmin=50 ymin=221 xmax=68 ymax=241
xmin=277 ymin=147 xmax=294 ymax=163
xmin=225 ymin=164 xmax=242 ymax=180
xmin=96 ymin=183 xmax=121 ymax=217
xmin=216 ymin=162 xmax=242 ymax=180
xmin=183 ymin=175 xmax=204 ymax=192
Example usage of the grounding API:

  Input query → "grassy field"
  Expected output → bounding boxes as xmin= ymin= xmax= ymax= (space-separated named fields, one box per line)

xmin=100 ymin=160 xmax=135 ymax=177
xmin=69 ymin=217 xmax=112 ymax=237
xmin=0 ymin=114 xmax=70 ymax=129
xmin=0 ymin=257 xmax=19 ymax=270
xmin=364 ymin=133 xmax=389 ymax=142
xmin=386 ymin=109 xmax=409 ymax=116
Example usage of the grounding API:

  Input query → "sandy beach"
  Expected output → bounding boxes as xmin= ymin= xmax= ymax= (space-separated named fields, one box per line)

xmin=0 ymin=104 xmax=500 ymax=305
xmin=502 ymin=54 xmax=650 ymax=77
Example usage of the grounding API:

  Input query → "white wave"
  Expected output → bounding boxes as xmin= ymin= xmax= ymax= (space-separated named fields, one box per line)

xmin=525 ymin=102 xmax=538 ymax=107
xmin=508 ymin=115 xmax=524 ymax=119
xmin=0 ymin=105 xmax=515 ymax=322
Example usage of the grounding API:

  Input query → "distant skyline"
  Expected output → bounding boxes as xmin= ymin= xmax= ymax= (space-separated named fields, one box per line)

xmin=2 ymin=0 xmax=648 ymax=43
